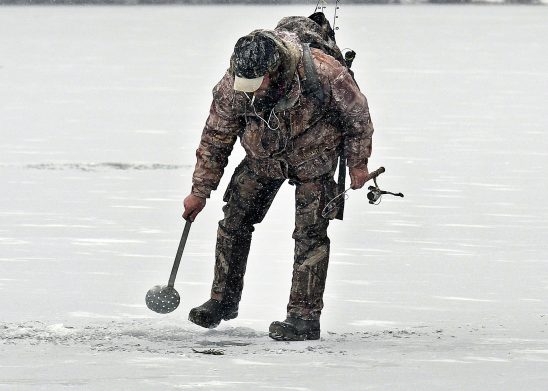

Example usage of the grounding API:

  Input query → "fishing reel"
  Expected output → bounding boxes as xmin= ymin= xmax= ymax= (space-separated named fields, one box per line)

xmin=321 ymin=167 xmax=404 ymax=219
xmin=366 ymin=176 xmax=404 ymax=205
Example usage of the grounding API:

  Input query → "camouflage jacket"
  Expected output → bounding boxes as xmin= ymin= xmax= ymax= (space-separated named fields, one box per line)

xmin=191 ymin=31 xmax=374 ymax=199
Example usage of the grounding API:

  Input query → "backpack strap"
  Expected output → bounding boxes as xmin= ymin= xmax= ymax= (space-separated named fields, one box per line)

xmin=301 ymin=44 xmax=346 ymax=220
xmin=334 ymin=154 xmax=346 ymax=220
xmin=301 ymin=44 xmax=325 ymax=105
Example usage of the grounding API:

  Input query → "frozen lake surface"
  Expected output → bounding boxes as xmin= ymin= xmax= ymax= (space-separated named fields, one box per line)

xmin=1 ymin=5 xmax=547 ymax=390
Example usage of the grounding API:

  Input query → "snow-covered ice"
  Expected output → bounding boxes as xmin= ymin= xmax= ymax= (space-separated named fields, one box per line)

xmin=1 ymin=4 xmax=547 ymax=390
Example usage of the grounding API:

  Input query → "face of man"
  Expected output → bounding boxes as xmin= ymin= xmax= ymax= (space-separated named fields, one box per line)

xmin=251 ymin=66 xmax=284 ymax=107
xmin=252 ymin=73 xmax=272 ymax=98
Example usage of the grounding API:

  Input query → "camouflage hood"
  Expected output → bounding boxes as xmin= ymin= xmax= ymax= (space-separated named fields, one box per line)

xmin=230 ymin=29 xmax=302 ymax=91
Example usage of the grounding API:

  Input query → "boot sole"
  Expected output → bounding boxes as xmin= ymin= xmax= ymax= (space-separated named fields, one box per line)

xmin=188 ymin=309 xmax=238 ymax=329
xmin=268 ymin=322 xmax=320 ymax=341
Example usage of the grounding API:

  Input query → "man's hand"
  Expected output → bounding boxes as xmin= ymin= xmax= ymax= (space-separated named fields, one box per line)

xmin=349 ymin=166 xmax=370 ymax=190
xmin=183 ymin=194 xmax=206 ymax=222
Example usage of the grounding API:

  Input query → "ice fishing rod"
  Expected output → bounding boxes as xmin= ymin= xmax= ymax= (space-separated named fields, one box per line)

xmin=313 ymin=0 xmax=341 ymax=31
xmin=321 ymin=167 xmax=404 ymax=218
xmin=312 ymin=0 xmax=354 ymax=69
xmin=333 ymin=0 xmax=341 ymax=31
xmin=314 ymin=0 xmax=327 ymax=14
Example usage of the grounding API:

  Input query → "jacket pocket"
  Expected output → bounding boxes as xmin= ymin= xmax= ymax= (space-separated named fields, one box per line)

xmin=290 ymin=148 xmax=339 ymax=182
xmin=240 ymin=116 xmax=279 ymax=159
xmin=286 ymin=130 xmax=340 ymax=168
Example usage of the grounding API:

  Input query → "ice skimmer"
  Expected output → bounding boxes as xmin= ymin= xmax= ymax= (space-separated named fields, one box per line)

xmin=145 ymin=220 xmax=191 ymax=314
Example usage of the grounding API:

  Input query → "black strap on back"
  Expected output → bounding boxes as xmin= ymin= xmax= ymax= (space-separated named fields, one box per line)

xmin=301 ymin=43 xmax=346 ymax=221
xmin=335 ymin=154 xmax=346 ymax=220
xmin=301 ymin=44 xmax=325 ymax=105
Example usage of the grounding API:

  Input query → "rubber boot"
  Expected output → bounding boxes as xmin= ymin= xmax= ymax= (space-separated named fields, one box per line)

xmin=188 ymin=299 xmax=238 ymax=329
xmin=269 ymin=317 xmax=320 ymax=341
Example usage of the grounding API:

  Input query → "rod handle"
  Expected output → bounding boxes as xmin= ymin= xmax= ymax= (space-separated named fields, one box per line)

xmin=365 ymin=166 xmax=385 ymax=183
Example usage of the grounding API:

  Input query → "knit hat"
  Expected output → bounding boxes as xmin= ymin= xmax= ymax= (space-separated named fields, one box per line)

xmin=232 ymin=33 xmax=281 ymax=92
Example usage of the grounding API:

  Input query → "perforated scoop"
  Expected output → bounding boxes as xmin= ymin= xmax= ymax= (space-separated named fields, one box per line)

xmin=145 ymin=285 xmax=181 ymax=314
xmin=145 ymin=220 xmax=191 ymax=314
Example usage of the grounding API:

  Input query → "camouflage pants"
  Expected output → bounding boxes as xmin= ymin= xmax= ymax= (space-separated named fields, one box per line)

xmin=211 ymin=159 xmax=336 ymax=320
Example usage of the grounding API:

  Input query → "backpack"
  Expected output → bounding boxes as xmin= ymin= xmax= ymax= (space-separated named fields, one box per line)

xmin=275 ymin=12 xmax=348 ymax=68
xmin=275 ymin=13 xmax=358 ymax=108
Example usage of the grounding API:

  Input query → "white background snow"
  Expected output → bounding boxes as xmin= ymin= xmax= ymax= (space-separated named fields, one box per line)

xmin=1 ymin=4 xmax=547 ymax=390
